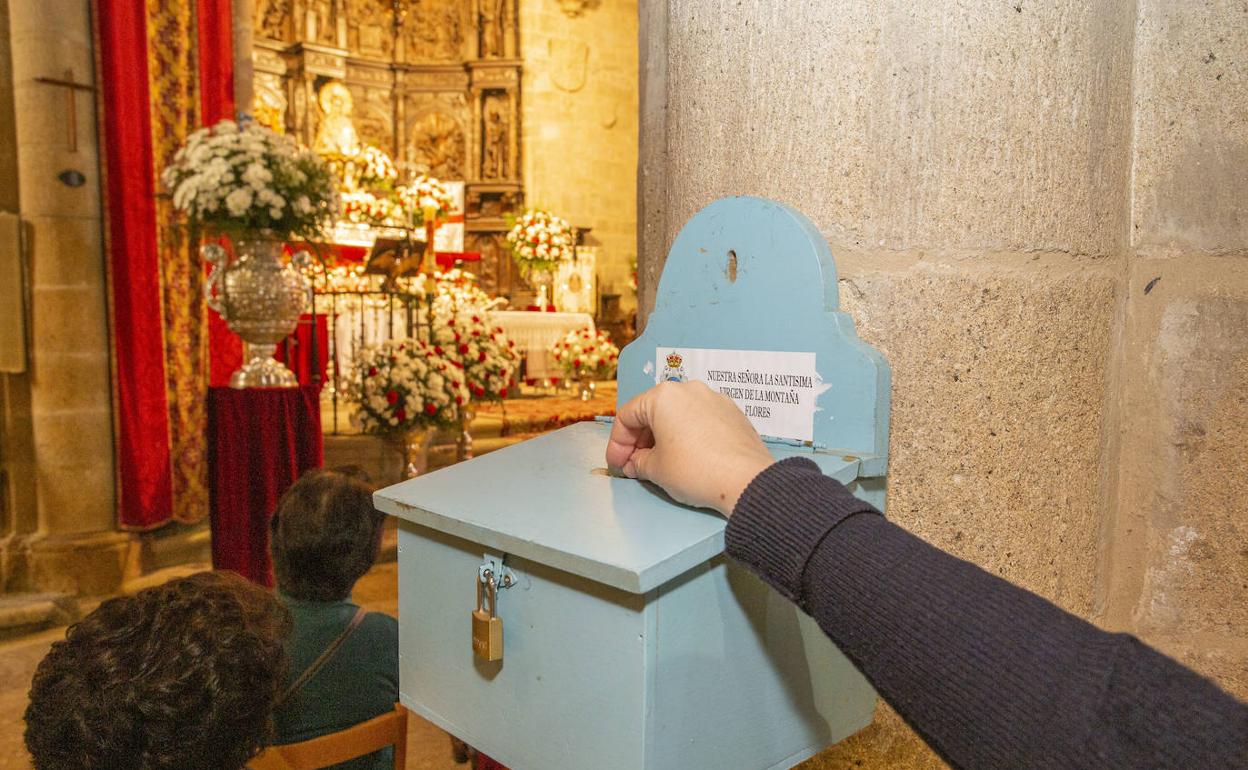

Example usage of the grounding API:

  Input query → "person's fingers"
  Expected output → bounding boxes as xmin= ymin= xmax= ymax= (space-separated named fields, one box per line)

xmin=606 ymin=424 xmax=651 ymax=469
xmin=606 ymin=427 xmax=653 ymax=472
xmin=623 ymin=446 xmax=654 ymax=481
xmin=605 ymin=388 xmax=658 ymax=469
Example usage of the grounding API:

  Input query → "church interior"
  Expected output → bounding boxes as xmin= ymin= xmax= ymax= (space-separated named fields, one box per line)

xmin=2 ymin=1 xmax=1247 ymax=769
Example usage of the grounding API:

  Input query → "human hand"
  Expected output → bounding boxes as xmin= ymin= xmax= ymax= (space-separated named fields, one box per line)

xmin=605 ymin=381 xmax=775 ymax=516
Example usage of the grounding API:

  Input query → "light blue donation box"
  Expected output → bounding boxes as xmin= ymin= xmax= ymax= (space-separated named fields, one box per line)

xmin=375 ymin=197 xmax=892 ymax=769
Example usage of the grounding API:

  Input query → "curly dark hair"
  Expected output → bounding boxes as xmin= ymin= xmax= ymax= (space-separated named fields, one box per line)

xmin=24 ymin=571 xmax=291 ymax=770
xmin=270 ymin=468 xmax=385 ymax=602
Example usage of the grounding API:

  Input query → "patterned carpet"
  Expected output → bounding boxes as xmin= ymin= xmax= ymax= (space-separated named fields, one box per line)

xmin=473 ymin=381 xmax=617 ymax=438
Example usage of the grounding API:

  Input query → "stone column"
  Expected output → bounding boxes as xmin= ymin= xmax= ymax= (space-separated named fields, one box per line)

xmin=234 ymin=0 xmax=256 ymax=115
xmin=1107 ymin=0 xmax=1248 ymax=700
xmin=0 ymin=0 xmax=36 ymax=591
xmin=7 ymin=0 xmax=135 ymax=596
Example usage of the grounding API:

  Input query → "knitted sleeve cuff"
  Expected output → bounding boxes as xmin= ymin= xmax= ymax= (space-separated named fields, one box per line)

xmin=725 ymin=456 xmax=881 ymax=604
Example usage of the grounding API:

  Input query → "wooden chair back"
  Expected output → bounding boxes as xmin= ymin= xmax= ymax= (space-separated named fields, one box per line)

xmin=249 ymin=704 xmax=408 ymax=770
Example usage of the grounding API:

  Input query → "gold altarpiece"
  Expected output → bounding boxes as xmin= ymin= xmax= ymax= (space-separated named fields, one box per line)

xmin=252 ymin=0 xmax=523 ymax=296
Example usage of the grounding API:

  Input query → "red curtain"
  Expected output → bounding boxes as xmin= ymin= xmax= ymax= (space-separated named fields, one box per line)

xmin=97 ymin=2 xmax=173 ymax=529
xmin=97 ymin=0 xmax=235 ymax=529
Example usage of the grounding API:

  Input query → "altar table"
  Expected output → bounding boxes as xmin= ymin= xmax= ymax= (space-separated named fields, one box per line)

xmin=489 ymin=310 xmax=594 ymax=380
xmin=207 ymin=385 xmax=323 ymax=586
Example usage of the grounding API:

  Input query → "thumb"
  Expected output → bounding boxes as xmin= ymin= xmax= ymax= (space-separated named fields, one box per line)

xmin=623 ymin=447 xmax=655 ymax=481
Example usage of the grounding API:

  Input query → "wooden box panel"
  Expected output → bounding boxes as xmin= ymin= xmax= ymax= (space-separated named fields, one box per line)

xmin=397 ymin=522 xmax=649 ymax=769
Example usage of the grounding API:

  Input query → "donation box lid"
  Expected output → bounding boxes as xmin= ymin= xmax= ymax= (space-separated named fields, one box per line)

xmin=374 ymin=419 xmax=859 ymax=594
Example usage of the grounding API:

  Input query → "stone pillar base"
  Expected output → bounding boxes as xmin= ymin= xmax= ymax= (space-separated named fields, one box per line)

xmin=0 ymin=534 xmax=32 ymax=592
xmin=25 ymin=531 xmax=139 ymax=597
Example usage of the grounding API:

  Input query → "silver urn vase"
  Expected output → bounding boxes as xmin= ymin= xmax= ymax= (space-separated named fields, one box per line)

xmin=203 ymin=238 xmax=312 ymax=389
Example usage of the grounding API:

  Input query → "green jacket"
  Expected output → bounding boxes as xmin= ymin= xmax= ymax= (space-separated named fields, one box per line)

xmin=272 ymin=595 xmax=399 ymax=770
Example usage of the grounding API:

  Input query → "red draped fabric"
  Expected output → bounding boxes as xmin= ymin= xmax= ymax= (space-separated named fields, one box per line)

xmin=274 ymin=315 xmax=330 ymax=387
xmin=96 ymin=0 xmax=235 ymax=529
xmin=97 ymin=2 xmax=173 ymax=527
xmin=207 ymin=386 xmax=324 ymax=586
xmin=196 ymin=0 xmax=234 ymax=123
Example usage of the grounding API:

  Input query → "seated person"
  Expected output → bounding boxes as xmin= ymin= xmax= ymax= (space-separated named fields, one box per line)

xmin=25 ymin=571 xmax=291 ymax=770
xmin=269 ymin=468 xmax=398 ymax=770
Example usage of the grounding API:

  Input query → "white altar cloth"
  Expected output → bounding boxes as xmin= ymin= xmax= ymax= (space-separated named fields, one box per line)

xmin=489 ymin=310 xmax=595 ymax=380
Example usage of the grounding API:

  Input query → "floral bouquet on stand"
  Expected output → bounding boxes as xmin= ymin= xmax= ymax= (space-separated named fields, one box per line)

xmin=341 ymin=190 xmax=404 ymax=228
xmin=322 ymin=143 xmax=398 ymax=194
xmin=397 ymin=174 xmax=456 ymax=274
xmin=505 ymin=209 xmax=576 ymax=310
xmin=550 ymin=328 xmax=619 ymax=401
xmin=432 ymin=308 xmax=520 ymax=459
xmin=428 ymin=268 xmax=495 ymax=314
xmin=433 ymin=310 xmax=519 ymax=403
xmin=346 ymin=338 xmax=470 ymax=477
xmin=163 ymin=119 xmax=337 ymax=240
xmin=162 ymin=119 xmax=338 ymax=388
xmin=353 ymin=145 xmax=399 ymax=190
xmin=398 ymin=174 xmax=456 ymax=229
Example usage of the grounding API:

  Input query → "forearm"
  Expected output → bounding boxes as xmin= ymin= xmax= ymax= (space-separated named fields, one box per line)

xmin=725 ymin=459 xmax=1248 ymax=769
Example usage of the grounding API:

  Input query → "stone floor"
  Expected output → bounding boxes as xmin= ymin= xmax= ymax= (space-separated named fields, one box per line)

xmin=0 ymin=561 xmax=460 ymax=770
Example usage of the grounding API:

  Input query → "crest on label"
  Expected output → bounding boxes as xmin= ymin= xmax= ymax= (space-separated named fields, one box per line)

xmin=661 ymin=352 xmax=687 ymax=383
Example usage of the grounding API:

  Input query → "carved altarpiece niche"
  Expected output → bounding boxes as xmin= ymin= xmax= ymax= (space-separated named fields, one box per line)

xmin=252 ymin=0 xmax=523 ymax=297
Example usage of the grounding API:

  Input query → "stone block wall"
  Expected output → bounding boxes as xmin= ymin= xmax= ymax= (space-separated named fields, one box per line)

xmin=520 ymin=0 xmax=640 ymax=312
xmin=638 ymin=1 xmax=1248 ymax=765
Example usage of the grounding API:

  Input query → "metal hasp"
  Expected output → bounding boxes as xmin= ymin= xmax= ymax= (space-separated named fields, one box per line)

xmin=376 ymin=196 xmax=892 ymax=770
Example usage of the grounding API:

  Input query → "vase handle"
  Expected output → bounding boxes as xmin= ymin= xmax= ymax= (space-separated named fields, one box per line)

xmin=202 ymin=242 xmax=228 ymax=315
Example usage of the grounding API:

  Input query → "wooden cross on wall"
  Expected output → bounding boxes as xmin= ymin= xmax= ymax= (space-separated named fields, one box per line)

xmin=34 ymin=69 xmax=95 ymax=153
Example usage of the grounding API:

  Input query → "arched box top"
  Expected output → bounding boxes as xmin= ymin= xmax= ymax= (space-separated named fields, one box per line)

xmin=618 ymin=197 xmax=890 ymax=474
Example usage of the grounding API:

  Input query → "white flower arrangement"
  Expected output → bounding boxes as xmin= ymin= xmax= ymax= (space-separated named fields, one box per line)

xmin=323 ymin=143 xmax=398 ymax=193
xmin=341 ymin=190 xmax=404 ymax=227
xmin=162 ymin=119 xmax=337 ymax=240
xmin=505 ymin=209 xmax=576 ymax=277
xmin=346 ymin=338 xmax=469 ymax=434
xmin=427 ymin=268 xmax=492 ymax=312
xmin=432 ymin=308 xmax=519 ymax=402
xmin=550 ymin=328 xmax=619 ymax=380
xmin=398 ymin=175 xmax=456 ymax=228
xmin=354 ymin=145 xmax=399 ymax=189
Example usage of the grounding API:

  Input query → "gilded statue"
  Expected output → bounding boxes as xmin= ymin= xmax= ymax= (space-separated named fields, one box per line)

xmin=349 ymin=0 xmax=393 ymax=56
xmin=253 ymin=82 xmax=287 ymax=134
xmin=309 ymin=0 xmax=337 ymax=45
xmin=409 ymin=112 xmax=464 ymax=179
xmin=313 ymin=82 xmax=361 ymax=157
xmin=480 ymin=0 xmax=504 ymax=58
xmin=405 ymin=0 xmax=462 ymax=61
xmin=482 ymin=101 xmax=508 ymax=179
xmin=256 ymin=0 xmax=290 ymax=39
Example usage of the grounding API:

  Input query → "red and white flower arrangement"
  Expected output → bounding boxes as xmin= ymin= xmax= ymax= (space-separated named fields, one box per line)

xmin=432 ymin=309 xmax=519 ymax=402
xmin=347 ymin=338 xmax=469 ymax=433
xmin=428 ymin=268 xmax=492 ymax=312
xmin=341 ymin=190 xmax=403 ymax=227
xmin=505 ymin=208 xmax=575 ymax=277
xmin=550 ymin=328 xmax=619 ymax=380
xmin=398 ymin=174 xmax=456 ymax=227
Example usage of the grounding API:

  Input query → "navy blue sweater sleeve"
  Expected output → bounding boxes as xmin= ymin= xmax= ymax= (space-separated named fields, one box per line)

xmin=725 ymin=457 xmax=1248 ymax=769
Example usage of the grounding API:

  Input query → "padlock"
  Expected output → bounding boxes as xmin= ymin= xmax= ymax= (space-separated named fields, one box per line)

xmin=471 ymin=572 xmax=503 ymax=661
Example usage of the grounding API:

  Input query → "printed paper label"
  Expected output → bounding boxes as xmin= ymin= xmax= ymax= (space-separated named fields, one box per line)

xmin=655 ymin=347 xmax=823 ymax=441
